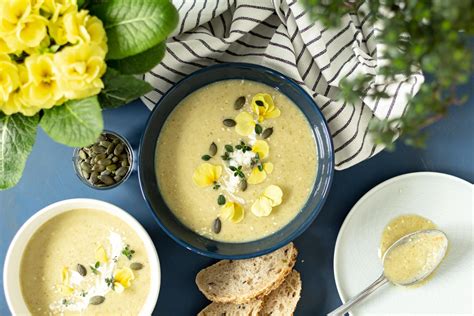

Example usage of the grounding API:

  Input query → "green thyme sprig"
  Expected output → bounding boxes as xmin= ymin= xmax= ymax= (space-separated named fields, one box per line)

xmin=229 ymin=165 xmax=245 ymax=178
xmin=90 ymin=261 xmax=100 ymax=275
xmin=122 ymin=245 xmax=135 ymax=260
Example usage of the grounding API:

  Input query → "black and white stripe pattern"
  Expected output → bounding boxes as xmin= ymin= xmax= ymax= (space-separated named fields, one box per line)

xmin=142 ymin=0 xmax=424 ymax=170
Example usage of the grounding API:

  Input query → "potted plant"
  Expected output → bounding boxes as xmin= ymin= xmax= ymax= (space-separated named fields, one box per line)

xmin=0 ymin=0 xmax=178 ymax=189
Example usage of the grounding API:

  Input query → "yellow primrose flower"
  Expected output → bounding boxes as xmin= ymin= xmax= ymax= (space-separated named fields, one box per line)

xmin=251 ymin=93 xmax=281 ymax=122
xmin=113 ymin=267 xmax=135 ymax=292
xmin=55 ymin=43 xmax=106 ymax=99
xmin=251 ymin=185 xmax=283 ymax=217
xmin=62 ymin=10 xmax=107 ymax=53
xmin=42 ymin=0 xmax=77 ymax=21
xmin=247 ymin=162 xmax=273 ymax=185
xmin=48 ymin=16 xmax=68 ymax=45
xmin=252 ymin=140 xmax=269 ymax=160
xmin=0 ymin=54 xmax=20 ymax=103
xmin=0 ymin=0 xmax=32 ymax=34
xmin=0 ymin=37 xmax=14 ymax=54
xmin=192 ymin=162 xmax=222 ymax=187
xmin=220 ymin=202 xmax=244 ymax=223
xmin=234 ymin=111 xmax=255 ymax=136
xmin=95 ymin=244 xmax=108 ymax=263
xmin=85 ymin=15 xmax=107 ymax=53
xmin=23 ymin=53 xmax=62 ymax=108
xmin=15 ymin=14 xmax=48 ymax=48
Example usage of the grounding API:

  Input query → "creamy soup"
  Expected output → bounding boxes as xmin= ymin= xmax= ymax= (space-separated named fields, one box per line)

xmin=156 ymin=80 xmax=317 ymax=242
xmin=20 ymin=209 xmax=150 ymax=315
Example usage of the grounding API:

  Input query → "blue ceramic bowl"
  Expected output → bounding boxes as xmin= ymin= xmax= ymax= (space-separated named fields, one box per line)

xmin=139 ymin=63 xmax=334 ymax=259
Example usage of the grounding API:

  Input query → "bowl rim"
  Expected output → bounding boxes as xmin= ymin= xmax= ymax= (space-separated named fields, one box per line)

xmin=3 ymin=198 xmax=160 ymax=315
xmin=138 ymin=62 xmax=334 ymax=259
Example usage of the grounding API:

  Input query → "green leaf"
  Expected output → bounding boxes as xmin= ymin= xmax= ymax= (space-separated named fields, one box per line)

xmin=107 ymin=42 xmax=166 ymax=74
xmin=40 ymin=97 xmax=103 ymax=147
xmin=99 ymin=68 xmax=153 ymax=108
xmin=91 ymin=0 xmax=178 ymax=60
xmin=0 ymin=113 xmax=39 ymax=190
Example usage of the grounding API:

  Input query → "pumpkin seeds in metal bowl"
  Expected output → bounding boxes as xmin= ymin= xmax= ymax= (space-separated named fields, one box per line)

xmin=73 ymin=131 xmax=133 ymax=190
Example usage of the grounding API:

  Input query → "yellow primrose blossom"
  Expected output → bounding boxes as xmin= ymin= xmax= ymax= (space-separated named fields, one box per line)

xmin=251 ymin=93 xmax=281 ymax=122
xmin=48 ymin=16 xmax=68 ymax=45
xmin=251 ymin=185 xmax=283 ymax=217
xmin=0 ymin=37 xmax=14 ymax=54
xmin=0 ymin=54 xmax=20 ymax=103
xmin=220 ymin=202 xmax=244 ymax=223
xmin=247 ymin=162 xmax=273 ymax=185
xmin=0 ymin=0 xmax=32 ymax=34
xmin=113 ymin=267 xmax=135 ymax=293
xmin=95 ymin=244 xmax=108 ymax=263
xmin=234 ymin=111 xmax=255 ymax=136
xmin=252 ymin=140 xmax=269 ymax=159
xmin=16 ymin=14 xmax=48 ymax=48
xmin=192 ymin=162 xmax=222 ymax=187
xmin=55 ymin=43 xmax=107 ymax=99
xmin=42 ymin=0 xmax=77 ymax=21
xmin=23 ymin=53 xmax=62 ymax=108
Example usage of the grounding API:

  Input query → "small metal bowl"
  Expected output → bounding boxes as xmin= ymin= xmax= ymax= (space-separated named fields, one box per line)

xmin=72 ymin=130 xmax=134 ymax=190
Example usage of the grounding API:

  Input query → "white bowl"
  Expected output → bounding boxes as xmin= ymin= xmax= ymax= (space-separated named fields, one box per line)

xmin=3 ymin=199 xmax=161 ymax=315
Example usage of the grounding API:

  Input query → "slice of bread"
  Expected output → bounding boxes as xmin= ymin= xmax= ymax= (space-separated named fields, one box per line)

xmin=197 ymin=300 xmax=263 ymax=316
xmin=260 ymin=270 xmax=302 ymax=316
xmin=195 ymin=243 xmax=297 ymax=304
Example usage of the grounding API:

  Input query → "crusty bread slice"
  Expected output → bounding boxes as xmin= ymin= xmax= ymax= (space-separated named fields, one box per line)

xmin=260 ymin=270 xmax=302 ymax=316
xmin=197 ymin=300 xmax=263 ymax=316
xmin=195 ymin=243 xmax=297 ymax=304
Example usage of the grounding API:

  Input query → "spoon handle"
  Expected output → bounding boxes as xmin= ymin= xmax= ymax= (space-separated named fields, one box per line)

xmin=327 ymin=274 xmax=389 ymax=316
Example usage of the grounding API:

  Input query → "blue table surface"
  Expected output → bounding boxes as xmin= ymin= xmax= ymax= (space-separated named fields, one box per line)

xmin=1 ymin=77 xmax=473 ymax=315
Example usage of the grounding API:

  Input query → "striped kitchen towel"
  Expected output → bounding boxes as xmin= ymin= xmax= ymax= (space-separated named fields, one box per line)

xmin=142 ymin=0 xmax=424 ymax=170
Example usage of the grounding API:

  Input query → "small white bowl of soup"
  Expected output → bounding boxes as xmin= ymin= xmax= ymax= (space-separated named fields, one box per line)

xmin=3 ymin=199 xmax=160 ymax=315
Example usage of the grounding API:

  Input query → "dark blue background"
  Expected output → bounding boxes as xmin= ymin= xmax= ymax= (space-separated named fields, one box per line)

xmin=1 ymin=79 xmax=472 ymax=314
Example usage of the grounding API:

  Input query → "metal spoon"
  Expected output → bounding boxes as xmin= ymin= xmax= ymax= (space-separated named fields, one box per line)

xmin=328 ymin=229 xmax=448 ymax=316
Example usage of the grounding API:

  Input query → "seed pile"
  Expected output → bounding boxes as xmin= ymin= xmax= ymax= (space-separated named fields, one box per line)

xmin=76 ymin=133 xmax=131 ymax=188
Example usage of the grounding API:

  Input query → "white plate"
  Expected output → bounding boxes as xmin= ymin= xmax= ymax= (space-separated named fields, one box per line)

xmin=334 ymin=172 xmax=473 ymax=315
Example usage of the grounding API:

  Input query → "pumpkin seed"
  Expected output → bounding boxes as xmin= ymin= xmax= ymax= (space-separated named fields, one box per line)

xmin=130 ymin=262 xmax=143 ymax=270
xmin=209 ymin=142 xmax=217 ymax=156
xmin=92 ymin=145 xmax=106 ymax=154
xmin=256 ymin=100 xmax=264 ymax=107
xmin=99 ymin=175 xmax=114 ymax=185
xmin=262 ymin=127 xmax=273 ymax=139
xmin=217 ymin=194 xmax=226 ymax=205
xmin=90 ymin=172 xmax=99 ymax=184
xmin=89 ymin=296 xmax=105 ymax=305
xmin=213 ymin=218 xmax=222 ymax=234
xmin=82 ymin=170 xmax=90 ymax=180
xmin=98 ymin=158 xmax=112 ymax=166
xmin=112 ymin=156 xmax=119 ymax=163
xmin=101 ymin=170 xmax=111 ymax=176
xmin=255 ymin=124 xmax=263 ymax=135
xmin=76 ymin=264 xmax=87 ymax=276
xmin=80 ymin=162 xmax=91 ymax=172
xmin=114 ymin=175 xmax=122 ymax=182
xmin=114 ymin=144 xmax=124 ymax=155
xmin=98 ymin=134 xmax=107 ymax=141
xmin=223 ymin=119 xmax=236 ymax=127
xmin=239 ymin=179 xmax=248 ymax=192
xmin=201 ymin=155 xmax=211 ymax=161
xmin=106 ymin=143 xmax=114 ymax=155
xmin=107 ymin=154 xmax=114 ymax=159
xmin=106 ymin=164 xmax=117 ymax=171
xmin=116 ymin=166 xmax=128 ymax=177
xmin=234 ymin=96 xmax=246 ymax=110
xmin=99 ymin=141 xmax=111 ymax=148
xmin=79 ymin=150 xmax=87 ymax=159
xmin=92 ymin=164 xmax=105 ymax=172
xmin=121 ymin=160 xmax=129 ymax=167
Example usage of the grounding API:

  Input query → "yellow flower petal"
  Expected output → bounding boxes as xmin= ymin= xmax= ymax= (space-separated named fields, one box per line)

xmin=247 ymin=166 xmax=267 ymax=185
xmin=251 ymin=196 xmax=273 ymax=217
xmin=263 ymin=185 xmax=283 ymax=207
xmin=251 ymin=93 xmax=280 ymax=122
xmin=235 ymin=111 xmax=255 ymax=136
xmin=220 ymin=202 xmax=244 ymax=223
xmin=113 ymin=267 xmax=135 ymax=289
xmin=61 ymin=284 xmax=74 ymax=295
xmin=95 ymin=245 xmax=108 ymax=263
xmin=61 ymin=267 xmax=69 ymax=284
xmin=192 ymin=163 xmax=222 ymax=187
xmin=113 ymin=282 xmax=125 ymax=293
xmin=263 ymin=162 xmax=273 ymax=174
xmin=252 ymin=140 xmax=269 ymax=159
